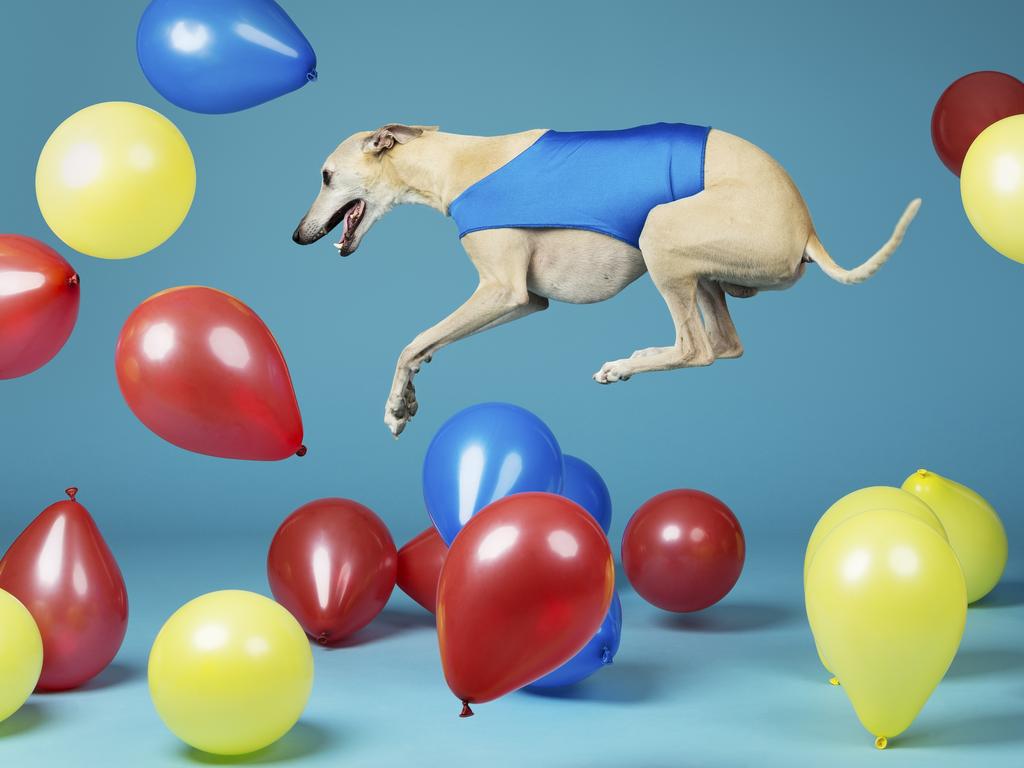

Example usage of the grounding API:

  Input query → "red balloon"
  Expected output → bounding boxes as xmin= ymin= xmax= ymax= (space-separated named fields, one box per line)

xmin=267 ymin=498 xmax=397 ymax=645
xmin=437 ymin=493 xmax=614 ymax=716
xmin=622 ymin=489 xmax=744 ymax=613
xmin=0 ymin=234 xmax=79 ymax=379
xmin=396 ymin=527 xmax=447 ymax=613
xmin=115 ymin=286 xmax=304 ymax=460
xmin=932 ymin=71 xmax=1024 ymax=175
xmin=0 ymin=488 xmax=128 ymax=691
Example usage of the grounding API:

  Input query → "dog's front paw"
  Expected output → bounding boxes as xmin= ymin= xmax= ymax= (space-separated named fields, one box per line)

xmin=593 ymin=360 xmax=632 ymax=384
xmin=384 ymin=380 xmax=418 ymax=437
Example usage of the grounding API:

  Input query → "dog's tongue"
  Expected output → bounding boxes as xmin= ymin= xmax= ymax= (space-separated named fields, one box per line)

xmin=338 ymin=200 xmax=365 ymax=247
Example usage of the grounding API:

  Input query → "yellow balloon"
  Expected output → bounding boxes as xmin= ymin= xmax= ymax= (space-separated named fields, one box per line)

xmin=35 ymin=102 xmax=195 ymax=260
xmin=902 ymin=469 xmax=1007 ymax=603
xmin=0 ymin=589 xmax=43 ymax=722
xmin=960 ymin=114 xmax=1024 ymax=263
xmin=806 ymin=510 xmax=966 ymax=747
xmin=148 ymin=590 xmax=313 ymax=756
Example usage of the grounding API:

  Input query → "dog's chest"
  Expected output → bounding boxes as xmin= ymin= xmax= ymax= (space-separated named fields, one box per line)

xmin=525 ymin=229 xmax=647 ymax=304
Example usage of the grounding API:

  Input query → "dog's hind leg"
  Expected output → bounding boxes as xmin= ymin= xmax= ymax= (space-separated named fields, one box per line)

xmin=697 ymin=280 xmax=743 ymax=359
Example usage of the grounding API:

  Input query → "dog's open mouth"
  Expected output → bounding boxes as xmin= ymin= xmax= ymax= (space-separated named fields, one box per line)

xmin=330 ymin=199 xmax=366 ymax=256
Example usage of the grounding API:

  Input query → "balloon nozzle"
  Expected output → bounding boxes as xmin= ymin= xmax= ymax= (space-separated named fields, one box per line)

xmin=601 ymin=646 xmax=613 ymax=665
xmin=68 ymin=273 xmax=79 ymax=287
xmin=915 ymin=469 xmax=929 ymax=478
xmin=874 ymin=736 xmax=888 ymax=750
xmin=307 ymin=69 xmax=318 ymax=83
xmin=296 ymin=445 xmax=308 ymax=457
xmin=65 ymin=487 xmax=78 ymax=501
xmin=828 ymin=676 xmax=840 ymax=686
xmin=459 ymin=700 xmax=474 ymax=718
xmin=316 ymin=632 xmax=329 ymax=646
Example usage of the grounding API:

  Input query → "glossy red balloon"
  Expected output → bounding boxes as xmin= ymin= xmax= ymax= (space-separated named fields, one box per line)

xmin=622 ymin=489 xmax=744 ymax=613
xmin=0 ymin=234 xmax=79 ymax=379
xmin=267 ymin=498 xmax=397 ymax=645
xmin=438 ymin=493 xmax=614 ymax=715
xmin=932 ymin=71 xmax=1024 ymax=175
xmin=115 ymin=286 xmax=304 ymax=460
xmin=396 ymin=527 xmax=447 ymax=613
xmin=0 ymin=488 xmax=128 ymax=691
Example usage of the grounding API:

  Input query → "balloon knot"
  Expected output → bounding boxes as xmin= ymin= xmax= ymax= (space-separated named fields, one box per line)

xmin=874 ymin=736 xmax=888 ymax=750
xmin=65 ymin=487 xmax=78 ymax=501
xmin=296 ymin=445 xmax=308 ymax=457
xmin=828 ymin=676 xmax=840 ymax=687
xmin=459 ymin=700 xmax=474 ymax=718
xmin=600 ymin=646 xmax=613 ymax=665
xmin=68 ymin=273 xmax=79 ymax=287
xmin=307 ymin=69 xmax=318 ymax=83
xmin=316 ymin=632 xmax=329 ymax=646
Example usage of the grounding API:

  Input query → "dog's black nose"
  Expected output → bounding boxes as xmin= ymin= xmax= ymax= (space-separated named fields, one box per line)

xmin=292 ymin=226 xmax=305 ymax=244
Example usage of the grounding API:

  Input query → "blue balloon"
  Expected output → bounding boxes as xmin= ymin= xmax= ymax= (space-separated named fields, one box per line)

xmin=528 ymin=591 xmax=622 ymax=689
xmin=137 ymin=0 xmax=317 ymax=114
xmin=424 ymin=403 xmax=564 ymax=544
xmin=561 ymin=455 xmax=612 ymax=533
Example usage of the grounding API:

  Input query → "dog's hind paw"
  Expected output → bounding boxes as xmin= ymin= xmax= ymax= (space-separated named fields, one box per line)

xmin=384 ymin=380 xmax=418 ymax=436
xmin=593 ymin=360 xmax=632 ymax=384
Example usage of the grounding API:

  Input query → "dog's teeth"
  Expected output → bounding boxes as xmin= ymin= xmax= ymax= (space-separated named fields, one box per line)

xmin=332 ymin=242 xmax=342 ymax=249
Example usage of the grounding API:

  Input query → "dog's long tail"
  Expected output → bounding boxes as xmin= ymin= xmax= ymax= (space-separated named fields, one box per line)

xmin=804 ymin=198 xmax=921 ymax=285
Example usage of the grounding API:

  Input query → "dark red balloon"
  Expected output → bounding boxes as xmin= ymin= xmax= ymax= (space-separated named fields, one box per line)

xmin=397 ymin=527 xmax=447 ymax=613
xmin=437 ymin=493 xmax=614 ymax=716
xmin=115 ymin=286 xmax=304 ymax=460
xmin=622 ymin=489 xmax=744 ymax=613
xmin=0 ymin=488 xmax=128 ymax=691
xmin=932 ymin=71 xmax=1024 ymax=175
xmin=0 ymin=234 xmax=79 ymax=379
xmin=267 ymin=498 xmax=397 ymax=645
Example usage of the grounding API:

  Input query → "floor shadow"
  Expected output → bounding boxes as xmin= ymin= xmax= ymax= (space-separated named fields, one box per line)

xmin=520 ymin=660 xmax=665 ymax=704
xmin=0 ymin=702 xmax=48 ymax=738
xmin=971 ymin=579 xmax=1024 ymax=609
xmin=182 ymin=721 xmax=335 ymax=765
xmin=657 ymin=601 xmax=796 ymax=633
xmin=900 ymin=712 xmax=1024 ymax=748
xmin=321 ymin=608 xmax=435 ymax=650
xmin=945 ymin=647 xmax=1024 ymax=680
xmin=75 ymin=661 xmax=144 ymax=692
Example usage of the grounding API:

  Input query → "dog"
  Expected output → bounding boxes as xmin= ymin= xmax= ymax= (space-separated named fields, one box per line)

xmin=293 ymin=123 xmax=920 ymax=437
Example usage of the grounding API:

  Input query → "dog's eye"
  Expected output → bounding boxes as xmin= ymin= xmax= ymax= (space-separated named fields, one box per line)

xmin=322 ymin=169 xmax=332 ymax=187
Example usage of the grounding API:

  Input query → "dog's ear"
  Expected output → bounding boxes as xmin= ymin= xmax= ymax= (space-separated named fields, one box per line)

xmin=362 ymin=124 xmax=438 ymax=155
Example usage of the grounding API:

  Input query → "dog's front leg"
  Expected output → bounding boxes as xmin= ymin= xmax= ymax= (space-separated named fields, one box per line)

xmin=385 ymin=283 xmax=533 ymax=436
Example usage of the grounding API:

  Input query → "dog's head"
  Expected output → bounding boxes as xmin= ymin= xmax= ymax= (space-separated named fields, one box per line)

xmin=292 ymin=123 xmax=435 ymax=256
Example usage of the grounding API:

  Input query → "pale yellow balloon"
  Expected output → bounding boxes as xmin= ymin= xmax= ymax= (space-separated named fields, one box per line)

xmin=806 ymin=510 xmax=966 ymax=747
xmin=960 ymin=114 xmax=1024 ymax=263
xmin=36 ymin=101 xmax=195 ymax=260
xmin=149 ymin=590 xmax=313 ymax=756
xmin=0 ymin=589 xmax=43 ymax=722
xmin=804 ymin=486 xmax=946 ymax=584
xmin=902 ymin=469 xmax=1007 ymax=603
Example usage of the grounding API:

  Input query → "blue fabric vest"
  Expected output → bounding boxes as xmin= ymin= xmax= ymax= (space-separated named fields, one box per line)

xmin=448 ymin=123 xmax=710 ymax=249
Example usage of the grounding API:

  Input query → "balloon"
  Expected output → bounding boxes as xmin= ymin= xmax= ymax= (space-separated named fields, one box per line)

xmin=0 ymin=488 xmax=128 ymax=691
xmin=805 ymin=510 xmax=966 ymax=748
xmin=0 ymin=589 xmax=42 ymax=722
xmin=622 ymin=489 xmax=744 ymax=613
xmin=437 ymin=493 xmax=614 ymax=715
xmin=561 ymin=455 xmax=612 ymax=533
xmin=901 ymin=469 xmax=1007 ymax=603
xmin=137 ymin=0 xmax=317 ymax=114
xmin=528 ymin=591 xmax=622 ymax=689
xmin=267 ymin=498 xmax=397 ymax=644
xmin=804 ymin=486 xmax=946 ymax=584
xmin=35 ymin=102 xmax=195 ymax=260
xmin=424 ymin=402 xmax=564 ymax=544
xmin=396 ymin=527 xmax=447 ymax=613
xmin=960 ymin=114 xmax=1024 ymax=263
xmin=0 ymin=235 xmax=79 ymax=379
xmin=149 ymin=590 xmax=313 ymax=755
xmin=115 ymin=286 xmax=304 ymax=460
xmin=931 ymin=71 xmax=1024 ymax=175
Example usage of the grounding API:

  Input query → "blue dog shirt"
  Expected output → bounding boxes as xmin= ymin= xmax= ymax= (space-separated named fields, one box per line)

xmin=448 ymin=123 xmax=710 ymax=249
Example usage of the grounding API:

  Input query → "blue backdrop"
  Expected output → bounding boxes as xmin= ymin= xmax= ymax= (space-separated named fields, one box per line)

xmin=1 ymin=2 xmax=1021 ymax=766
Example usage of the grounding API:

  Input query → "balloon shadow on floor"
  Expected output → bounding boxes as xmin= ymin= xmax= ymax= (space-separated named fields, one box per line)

xmin=520 ymin=660 xmax=666 ymax=704
xmin=900 ymin=712 xmax=1024 ymax=748
xmin=945 ymin=647 xmax=1024 ymax=680
xmin=321 ymin=608 xmax=435 ymax=650
xmin=657 ymin=601 xmax=797 ymax=633
xmin=0 ymin=703 xmax=48 ymax=738
xmin=76 ymin=661 xmax=144 ymax=691
xmin=971 ymin=579 xmax=1024 ymax=609
xmin=182 ymin=721 xmax=335 ymax=765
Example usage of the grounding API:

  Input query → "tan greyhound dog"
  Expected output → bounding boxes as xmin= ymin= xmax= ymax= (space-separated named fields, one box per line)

xmin=293 ymin=123 xmax=920 ymax=437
